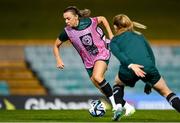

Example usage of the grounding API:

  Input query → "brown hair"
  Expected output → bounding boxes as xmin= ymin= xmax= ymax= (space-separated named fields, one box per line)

xmin=63 ymin=6 xmax=91 ymax=18
xmin=113 ymin=14 xmax=146 ymax=34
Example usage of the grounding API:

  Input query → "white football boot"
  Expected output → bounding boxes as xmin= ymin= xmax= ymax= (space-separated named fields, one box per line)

xmin=112 ymin=106 xmax=126 ymax=121
xmin=124 ymin=102 xmax=136 ymax=116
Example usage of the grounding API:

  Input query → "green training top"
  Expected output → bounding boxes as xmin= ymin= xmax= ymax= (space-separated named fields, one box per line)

xmin=58 ymin=17 xmax=92 ymax=41
xmin=110 ymin=31 xmax=155 ymax=67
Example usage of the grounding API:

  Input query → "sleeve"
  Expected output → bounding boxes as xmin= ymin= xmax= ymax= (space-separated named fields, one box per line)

xmin=58 ymin=29 xmax=69 ymax=42
xmin=110 ymin=41 xmax=133 ymax=66
xmin=91 ymin=17 xmax=98 ymax=25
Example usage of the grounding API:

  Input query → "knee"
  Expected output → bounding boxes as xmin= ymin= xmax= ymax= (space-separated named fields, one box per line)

xmin=114 ymin=79 xmax=121 ymax=85
xmin=114 ymin=75 xmax=124 ymax=86
xmin=91 ymin=74 xmax=104 ymax=84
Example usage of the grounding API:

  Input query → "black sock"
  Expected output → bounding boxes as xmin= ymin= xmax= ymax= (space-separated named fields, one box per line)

xmin=113 ymin=84 xmax=126 ymax=106
xmin=98 ymin=79 xmax=113 ymax=98
xmin=166 ymin=93 xmax=180 ymax=113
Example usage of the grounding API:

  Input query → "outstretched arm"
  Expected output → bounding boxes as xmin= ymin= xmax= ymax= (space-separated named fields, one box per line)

xmin=53 ymin=38 xmax=65 ymax=69
xmin=97 ymin=16 xmax=114 ymax=39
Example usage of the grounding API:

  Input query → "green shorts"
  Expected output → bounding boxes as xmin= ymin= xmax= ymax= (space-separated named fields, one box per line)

xmin=86 ymin=59 xmax=109 ymax=77
xmin=118 ymin=65 xmax=161 ymax=87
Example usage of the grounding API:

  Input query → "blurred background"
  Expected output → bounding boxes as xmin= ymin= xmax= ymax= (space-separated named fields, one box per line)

xmin=0 ymin=0 xmax=180 ymax=110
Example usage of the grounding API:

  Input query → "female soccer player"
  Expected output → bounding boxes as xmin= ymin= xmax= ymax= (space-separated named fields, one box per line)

xmin=110 ymin=14 xmax=180 ymax=121
xmin=53 ymin=6 xmax=120 ymax=119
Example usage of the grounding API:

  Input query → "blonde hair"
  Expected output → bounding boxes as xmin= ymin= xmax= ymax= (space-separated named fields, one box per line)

xmin=113 ymin=14 xmax=146 ymax=34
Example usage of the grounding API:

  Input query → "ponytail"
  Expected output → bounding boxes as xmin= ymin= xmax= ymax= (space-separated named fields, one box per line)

xmin=132 ymin=21 xmax=147 ymax=34
xmin=133 ymin=21 xmax=146 ymax=29
xmin=79 ymin=9 xmax=91 ymax=18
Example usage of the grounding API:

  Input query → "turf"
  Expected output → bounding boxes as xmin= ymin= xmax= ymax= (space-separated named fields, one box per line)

xmin=0 ymin=110 xmax=179 ymax=122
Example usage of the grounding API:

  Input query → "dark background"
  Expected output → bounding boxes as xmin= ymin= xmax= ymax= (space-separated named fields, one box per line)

xmin=0 ymin=0 xmax=180 ymax=40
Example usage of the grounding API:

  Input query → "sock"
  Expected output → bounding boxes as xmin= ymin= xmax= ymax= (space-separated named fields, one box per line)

xmin=113 ymin=84 xmax=126 ymax=107
xmin=109 ymin=95 xmax=117 ymax=110
xmin=98 ymin=79 xmax=113 ymax=98
xmin=98 ymin=79 xmax=116 ymax=109
xmin=166 ymin=93 xmax=180 ymax=113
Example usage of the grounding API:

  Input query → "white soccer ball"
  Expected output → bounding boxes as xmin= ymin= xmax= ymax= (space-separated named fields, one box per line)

xmin=89 ymin=100 xmax=106 ymax=117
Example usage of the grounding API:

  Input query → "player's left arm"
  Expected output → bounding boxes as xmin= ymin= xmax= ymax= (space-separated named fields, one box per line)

xmin=97 ymin=16 xmax=114 ymax=40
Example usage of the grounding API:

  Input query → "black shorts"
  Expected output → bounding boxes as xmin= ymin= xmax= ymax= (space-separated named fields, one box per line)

xmin=118 ymin=65 xmax=161 ymax=87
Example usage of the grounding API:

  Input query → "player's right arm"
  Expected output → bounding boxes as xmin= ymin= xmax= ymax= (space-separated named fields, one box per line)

xmin=97 ymin=16 xmax=114 ymax=40
xmin=53 ymin=29 xmax=69 ymax=69
xmin=53 ymin=38 xmax=65 ymax=69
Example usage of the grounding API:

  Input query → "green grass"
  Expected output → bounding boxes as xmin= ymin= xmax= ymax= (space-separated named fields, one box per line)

xmin=0 ymin=110 xmax=179 ymax=122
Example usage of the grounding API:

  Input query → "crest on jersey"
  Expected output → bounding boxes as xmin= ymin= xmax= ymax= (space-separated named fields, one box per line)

xmin=80 ymin=33 xmax=99 ymax=55
xmin=81 ymin=34 xmax=93 ymax=46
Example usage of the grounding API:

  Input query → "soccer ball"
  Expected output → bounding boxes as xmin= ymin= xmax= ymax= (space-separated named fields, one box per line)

xmin=89 ymin=100 xmax=106 ymax=117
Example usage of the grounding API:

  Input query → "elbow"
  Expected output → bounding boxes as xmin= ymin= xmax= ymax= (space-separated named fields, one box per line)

xmin=53 ymin=42 xmax=59 ymax=49
xmin=98 ymin=16 xmax=107 ymax=23
xmin=53 ymin=45 xmax=58 ymax=50
xmin=100 ymin=16 xmax=107 ymax=22
xmin=100 ymin=16 xmax=105 ymax=19
xmin=54 ymin=38 xmax=62 ymax=48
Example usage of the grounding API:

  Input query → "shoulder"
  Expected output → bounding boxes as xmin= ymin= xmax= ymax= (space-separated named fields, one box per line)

xmin=88 ymin=17 xmax=98 ymax=23
xmin=110 ymin=33 xmax=125 ymax=44
xmin=80 ymin=17 xmax=91 ymax=23
xmin=122 ymin=31 xmax=140 ymax=39
xmin=58 ymin=29 xmax=69 ymax=41
xmin=124 ymin=31 xmax=134 ymax=36
xmin=110 ymin=35 xmax=119 ymax=45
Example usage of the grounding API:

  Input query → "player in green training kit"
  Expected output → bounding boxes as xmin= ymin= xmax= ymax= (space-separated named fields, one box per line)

xmin=110 ymin=14 xmax=180 ymax=121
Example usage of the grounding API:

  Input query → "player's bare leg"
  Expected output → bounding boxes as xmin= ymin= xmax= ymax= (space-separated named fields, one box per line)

xmin=90 ymin=60 xmax=117 ymax=111
xmin=153 ymin=77 xmax=180 ymax=113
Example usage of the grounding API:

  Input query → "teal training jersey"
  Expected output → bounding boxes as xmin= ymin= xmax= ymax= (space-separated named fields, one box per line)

xmin=110 ymin=31 xmax=155 ymax=68
xmin=58 ymin=17 xmax=91 ymax=42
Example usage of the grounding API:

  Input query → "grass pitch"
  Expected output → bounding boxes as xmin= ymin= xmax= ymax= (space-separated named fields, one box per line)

xmin=0 ymin=110 xmax=179 ymax=122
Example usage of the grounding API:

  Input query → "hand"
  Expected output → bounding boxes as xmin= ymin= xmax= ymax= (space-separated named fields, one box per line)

xmin=109 ymin=34 xmax=114 ymax=40
xmin=56 ymin=59 xmax=64 ymax=69
xmin=129 ymin=64 xmax=146 ymax=78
